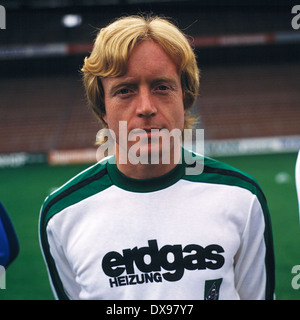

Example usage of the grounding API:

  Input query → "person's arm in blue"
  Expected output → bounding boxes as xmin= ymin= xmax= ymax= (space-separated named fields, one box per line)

xmin=0 ymin=202 xmax=19 ymax=268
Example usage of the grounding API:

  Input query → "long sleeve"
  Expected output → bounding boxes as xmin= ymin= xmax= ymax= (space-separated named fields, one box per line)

xmin=234 ymin=195 xmax=274 ymax=300
xmin=44 ymin=219 xmax=81 ymax=300
xmin=0 ymin=202 xmax=19 ymax=269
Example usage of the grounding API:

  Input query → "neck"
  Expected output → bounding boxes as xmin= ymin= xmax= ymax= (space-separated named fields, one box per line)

xmin=115 ymin=146 xmax=182 ymax=179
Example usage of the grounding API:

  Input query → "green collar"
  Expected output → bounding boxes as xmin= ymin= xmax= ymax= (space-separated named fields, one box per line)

xmin=107 ymin=158 xmax=186 ymax=193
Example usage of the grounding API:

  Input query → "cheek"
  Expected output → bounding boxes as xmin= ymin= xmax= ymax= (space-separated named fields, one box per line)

xmin=179 ymin=111 xmax=186 ymax=131
xmin=172 ymin=97 xmax=185 ymax=129
xmin=103 ymin=113 xmax=119 ymax=132
xmin=102 ymin=97 xmax=121 ymax=128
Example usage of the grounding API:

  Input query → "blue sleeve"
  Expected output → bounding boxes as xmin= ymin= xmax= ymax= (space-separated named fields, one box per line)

xmin=0 ymin=202 xmax=19 ymax=268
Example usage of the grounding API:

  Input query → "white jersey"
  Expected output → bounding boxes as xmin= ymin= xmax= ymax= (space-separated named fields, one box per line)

xmin=39 ymin=150 xmax=275 ymax=300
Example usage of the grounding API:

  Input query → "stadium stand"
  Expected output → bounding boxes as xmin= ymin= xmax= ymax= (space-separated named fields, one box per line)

xmin=199 ymin=62 xmax=300 ymax=139
xmin=0 ymin=2 xmax=299 ymax=156
xmin=1 ymin=60 xmax=299 ymax=154
xmin=0 ymin=75 xmax=100 ymax=153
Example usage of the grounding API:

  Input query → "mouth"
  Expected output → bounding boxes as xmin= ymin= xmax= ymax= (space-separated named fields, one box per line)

xmin=128 ymin=128 xmax=165 ymax=143
xmin=130 ymin=127 xmax=164 ymax=135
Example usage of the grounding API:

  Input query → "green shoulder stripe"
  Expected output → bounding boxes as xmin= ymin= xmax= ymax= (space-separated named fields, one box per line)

xmin=184 ymin=155 xmax=275 ymax=300
xmin=184 ymin=155 xmax=265 ymax=202
xmin=39 ymin=159 xmax=113 ymax=300
xmin=40 ymin=160 xmax=112 ymax=227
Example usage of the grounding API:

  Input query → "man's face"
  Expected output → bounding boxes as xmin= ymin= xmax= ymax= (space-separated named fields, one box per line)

xmin=102 ymin=40 xmax=185 ymax=163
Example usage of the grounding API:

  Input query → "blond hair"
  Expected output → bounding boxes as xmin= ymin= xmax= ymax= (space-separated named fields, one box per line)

xmin=81 ymin=14 xmax=200 ymax=132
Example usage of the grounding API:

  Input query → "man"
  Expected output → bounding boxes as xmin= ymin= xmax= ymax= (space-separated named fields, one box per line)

xmin=39 ymin=15 xmax=275 ymax=300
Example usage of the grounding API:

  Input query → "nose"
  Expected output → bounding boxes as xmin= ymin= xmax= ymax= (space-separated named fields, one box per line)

xmin=135 ymin=87 xmax=157 ymax=118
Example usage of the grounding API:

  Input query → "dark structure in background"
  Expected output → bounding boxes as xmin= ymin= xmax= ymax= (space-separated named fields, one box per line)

xmin=0 ymin=0 xmax=299 ymax=155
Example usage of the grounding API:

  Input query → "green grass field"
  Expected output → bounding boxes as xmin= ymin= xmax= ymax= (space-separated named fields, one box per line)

xmin=0 ymin=152 xmax=299 ymax=300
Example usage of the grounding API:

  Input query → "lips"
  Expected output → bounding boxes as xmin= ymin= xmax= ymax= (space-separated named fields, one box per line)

xmin=129 ymin=128 xmax=164 ymax=142
xmin=131 ymin=127 xmax=163 ymax=133
xmin=130 ymin=128 xmax=163 ymax=135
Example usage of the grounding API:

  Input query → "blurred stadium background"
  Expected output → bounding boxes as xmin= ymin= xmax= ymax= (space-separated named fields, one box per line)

xmin=0 ymin=0 xmax=300 ymax=299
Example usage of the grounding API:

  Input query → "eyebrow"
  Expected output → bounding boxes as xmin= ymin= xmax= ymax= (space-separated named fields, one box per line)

xmin=152 ymin=77 xmax=178 ymax=88
xmin=107 ymin=78 xmax=136 ymax=97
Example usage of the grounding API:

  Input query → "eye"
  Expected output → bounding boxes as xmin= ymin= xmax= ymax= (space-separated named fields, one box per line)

xmin=157 ymin=85 xmax=169 ymax=91
xmin=118 ymin=88 xmax=131 ymax=95
xmin=114 ymin=87 xmax=135 ymax=98
xmin=153 ymin=84 xmax=171 ymax=95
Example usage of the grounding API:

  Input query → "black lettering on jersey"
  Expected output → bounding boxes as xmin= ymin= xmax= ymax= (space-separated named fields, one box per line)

xmin=102 ymin=239 xmax=225 ymax=285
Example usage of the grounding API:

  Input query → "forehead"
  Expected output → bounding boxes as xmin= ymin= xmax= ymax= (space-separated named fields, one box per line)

xmin=101 ymin=40 xmax=181 ymax=91
xmin=126 ymin=40 xmax=179 ymax=77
